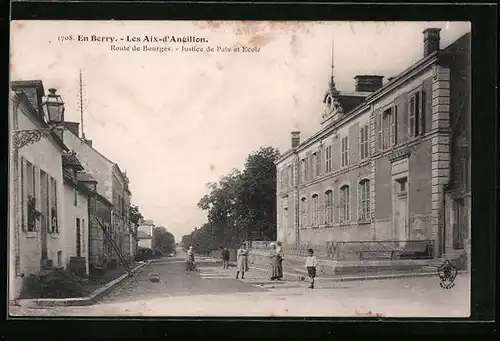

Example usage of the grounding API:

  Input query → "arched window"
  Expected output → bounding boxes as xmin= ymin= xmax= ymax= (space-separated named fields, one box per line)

xmin=339 ymin=185 xmax=350 ymax=223
xmin=300 ymin=197 xmax=308 ymax=228
xmin=325 ymin=190 xmax=334 ymax=225
xmin=312 ymin=194 xmax=319 ymax=226
xmin=359 ymin=179 xmax=371 ymax=222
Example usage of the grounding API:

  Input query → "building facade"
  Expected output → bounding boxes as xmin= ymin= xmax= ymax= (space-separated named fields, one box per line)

xmin=9 ymin=81 xmax=68 ymax=300
xmin=137 ymin=220 xmax=155 ymax=249
xmin=62 ymin=125 xmax=134 ymax=265
xmin=275 ymin=29 xmax=471 ymax=260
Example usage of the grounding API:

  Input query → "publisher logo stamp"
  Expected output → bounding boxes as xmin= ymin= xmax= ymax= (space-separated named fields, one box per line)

xmin=437 ymin=260 xmax=458 ymax=289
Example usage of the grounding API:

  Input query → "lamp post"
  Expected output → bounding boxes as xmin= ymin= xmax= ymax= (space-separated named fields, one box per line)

xmin=11 ymin=88 xmax=65 ymax=151
xmin=10 ymin=87 xmax=65 ymax=280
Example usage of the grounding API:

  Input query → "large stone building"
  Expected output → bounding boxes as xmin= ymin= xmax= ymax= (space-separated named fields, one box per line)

xmin=275 ymin=28 xmax=470 ymax=260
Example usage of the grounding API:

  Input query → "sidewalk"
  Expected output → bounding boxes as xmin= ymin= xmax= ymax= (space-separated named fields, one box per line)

xmin=12 ymin=260 xmax=152 ymax=309
xmin=198 ymin=256 xmax=463 ymax=283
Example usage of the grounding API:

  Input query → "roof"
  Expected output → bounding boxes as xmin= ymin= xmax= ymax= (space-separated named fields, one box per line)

xmin=336 ymin=94 xmax=367 ymax=115
xmin=76 ymin=172 xmax=97 ymax=183
xmin=62 ymin=152 xmax=84 ymax=171
xmin=276 ymin=31 xmax=471 ymax=164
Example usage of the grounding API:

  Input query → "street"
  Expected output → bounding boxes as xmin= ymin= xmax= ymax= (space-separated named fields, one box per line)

xmin=10 ymin=253 xmax=470 ymax=318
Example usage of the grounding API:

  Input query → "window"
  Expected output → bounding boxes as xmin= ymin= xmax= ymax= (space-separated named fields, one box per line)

xmin=300 ymin=159 xmax=306 ymax=183
xmin=359 ymin=179 xmax=371 ymax=222
xmin=409 ymin=90 xmax=426 ymax=137
xmin=300 ymin=197 xmax=308 ymax=228
xmin=339 ymin=185 xmax=350 ymax=223
xmin=341 ymin=136 xmax=349 ymax=167
xmin=40 ymin=170 xmax=49 ymax=234
xmin=302 ymin=158 xmax=308 ymax=183
xmin=57 ymin=251 xmax=62 ymax=266
xmin=50 ymin=177 xmax=58 ymax=233
xmin=26 ymin=161 xmax=37 ymax=232
xmin=382 ymin=107 xmax=396 ymax=149
xmin=391 ymin=107 xmax=397 ymax=146
xmin=325 ymin=145 xmax=332 ymax=173
xmin=312 ymin=194 xmax=319 ymax=226
xmin=316 ymin=150 xmax=321 ymax=177
xmin=376 ymin=112 xmax=383 ymax=151
xmin=360 ymin=125 xmax=369 ymax=159
xmin=325 ymin=190 xmax=334 ymax=224
xmin=288 ymin=165 xmax=292 ymax=187
xmin=20 ymin=157 xmax=25 ymax=230
xmin=73 ymin=188 xmax=77 ymax=206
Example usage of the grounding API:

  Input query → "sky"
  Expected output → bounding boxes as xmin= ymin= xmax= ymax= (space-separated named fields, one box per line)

xmin=10 ymin=21 xmax=471 ymax=241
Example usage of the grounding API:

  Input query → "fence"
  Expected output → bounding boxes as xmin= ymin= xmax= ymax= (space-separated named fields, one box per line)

xmin=326 ymin=240 xmax=435 ymax=261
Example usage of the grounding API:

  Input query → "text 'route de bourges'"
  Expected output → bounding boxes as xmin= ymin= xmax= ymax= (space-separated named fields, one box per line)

xmin=64 ymin=34 xmax=262 ymax=54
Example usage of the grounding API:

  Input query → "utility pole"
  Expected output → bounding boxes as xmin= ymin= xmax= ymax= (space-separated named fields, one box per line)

xmin=79 ymin=70 xmax=86 ymax=139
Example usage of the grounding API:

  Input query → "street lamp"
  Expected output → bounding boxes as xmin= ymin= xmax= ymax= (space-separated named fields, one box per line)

xmin=11 ymin=88 xmax=65 ymax=150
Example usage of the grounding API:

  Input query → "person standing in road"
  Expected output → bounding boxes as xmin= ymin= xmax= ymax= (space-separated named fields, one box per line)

xmin=222 ymin=247 xmax=230 ymax=269
xmin=305 ymin=248 xmax=318 ymax=289
xmin=236 ymin=243 xmax=249 ymax=279
xmin=276 ymin=241 xmax=284 ymax=280
xmin=186 ymin=246 xmax=196 ymax=271
xmin=268 ymin=243 xmax=280 ymax=281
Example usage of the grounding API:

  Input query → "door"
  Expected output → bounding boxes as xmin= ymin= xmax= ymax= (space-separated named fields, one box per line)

xmin=40 ymin=171 xmax=48 ymax=262
xmin=393 ymin=177 xmax=409 ymax=247
xmin=453 ymin=198 xmax=466 ymax=249
xmin=76 ymin=218 xmax=81 ymax=257
xmin=398 ymin=196 xmax=409 ymax=241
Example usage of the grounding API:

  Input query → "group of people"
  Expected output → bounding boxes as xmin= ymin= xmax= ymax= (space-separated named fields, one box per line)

xmin=195 ymin=241 xmax=319 ymax=289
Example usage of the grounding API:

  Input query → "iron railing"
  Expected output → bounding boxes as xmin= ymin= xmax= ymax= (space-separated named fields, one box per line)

xmin=326 ymin=240 xmax=435 ymax=261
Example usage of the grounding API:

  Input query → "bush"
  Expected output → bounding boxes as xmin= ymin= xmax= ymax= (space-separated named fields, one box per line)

xmin=19 ymin=268 xmax=90 ymax=299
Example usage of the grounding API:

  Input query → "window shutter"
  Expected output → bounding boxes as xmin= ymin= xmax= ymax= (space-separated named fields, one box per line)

xmin=420 ymin=90 xmax=426 ymax=134
xmin=375 ymin=110 xmax=382 ymax=151
xmin=20 ymin=157 xmax=27 ymax=232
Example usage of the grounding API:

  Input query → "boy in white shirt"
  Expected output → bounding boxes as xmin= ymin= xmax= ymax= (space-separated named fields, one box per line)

xmin=305 ymin=248 xmax=318 ymax=289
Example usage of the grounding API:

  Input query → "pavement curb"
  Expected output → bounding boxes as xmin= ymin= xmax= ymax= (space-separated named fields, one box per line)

xmin=14 ymin=260 xmax=152 ymax=308
xmin=249 ymin=265 xmax=469 ymax=282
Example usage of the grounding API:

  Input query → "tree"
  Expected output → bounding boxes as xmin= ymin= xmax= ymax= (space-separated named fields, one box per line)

xmin=182 ymin=146 xmax=280 ymax=252
xmin=129 ymin=204 xmax=144 ymax=226
xmin=152 ymin=226 xmax=176 ymax=255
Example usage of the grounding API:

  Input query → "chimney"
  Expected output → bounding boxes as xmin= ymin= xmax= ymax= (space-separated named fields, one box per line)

xmin=84 ymin=139 xmax=93 ymax=147
xmin=291 ymin=131 xmax=301 ymax=148
xmin=354 ymin=75 xmax=384 ymax=92
xmin=64 ymin=121 xmax=80 ymax=137
xmin=11 ymin=80 xmax=45 ymax=116
xmin=423 ymin=28 xmax=441 ymax=57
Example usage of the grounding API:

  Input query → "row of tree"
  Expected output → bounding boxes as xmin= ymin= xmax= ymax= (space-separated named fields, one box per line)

xmin=181 ymin=146 xmax=280 ymax=253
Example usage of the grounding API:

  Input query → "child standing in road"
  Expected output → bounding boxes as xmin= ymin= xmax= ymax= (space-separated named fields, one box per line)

xmin=305 ymin=248 xmax=318 ymax=289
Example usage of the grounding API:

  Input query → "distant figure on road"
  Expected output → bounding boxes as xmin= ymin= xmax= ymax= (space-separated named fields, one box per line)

xmin=269 ymin=243 xmax=280 ymax=281
xmin=222 ymin=247 xmax=230 ymax=269
xmin=276 ymin=241 xmax=284 ymax=280
xmin=236 ymin=243 xmax=249 ymax=279
xmin=305 ymin=248 xmax=318 ymax=289
xmin=186 ymin=246 xmax=196 ymax=271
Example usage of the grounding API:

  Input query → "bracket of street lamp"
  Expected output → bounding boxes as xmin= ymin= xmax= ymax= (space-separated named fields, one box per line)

xmin=11 ymin=126 xmax=60 ymax=151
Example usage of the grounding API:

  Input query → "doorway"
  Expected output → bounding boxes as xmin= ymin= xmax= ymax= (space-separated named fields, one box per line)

xmin=394 ymin=177 xmax=409 ymax=247
xmin=76 ymin=218 xmax=81 ymax=257
xmin=453 ymin=198 xmax=467 ymax=250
